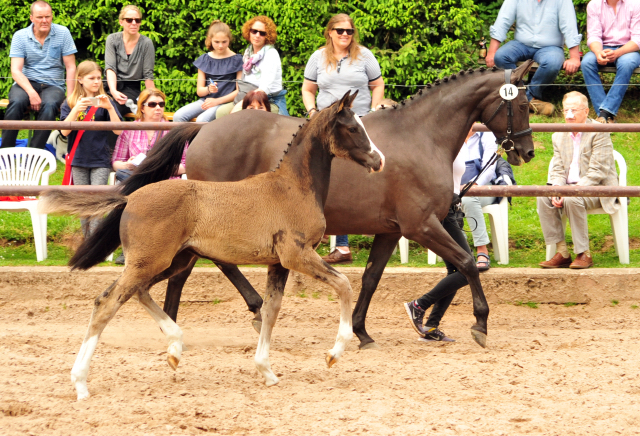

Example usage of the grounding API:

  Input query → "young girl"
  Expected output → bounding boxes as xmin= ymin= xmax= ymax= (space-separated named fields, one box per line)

xmin=173 ymin=20 xmax=243 ymax=122
xmin=60 ymin=60 xmax=122 ymax=236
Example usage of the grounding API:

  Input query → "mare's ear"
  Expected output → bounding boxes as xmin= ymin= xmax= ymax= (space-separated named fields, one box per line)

xmin=512 ymin=59 xmax=534 ymax=84
xmin=336 ymin=91 xmax=352 ymax=113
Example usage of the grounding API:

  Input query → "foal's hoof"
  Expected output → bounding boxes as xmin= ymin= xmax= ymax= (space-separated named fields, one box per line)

xmin=470 ymin=329 xmax=487 ymax=348
xmin=326 ymin=352 xmax=338 ymax=368
xmin=251 ymin=319 xmax=262 ymax=334
xmin=167 ymin=355 xmax=180 ymax=370
xmin=358 ymin=341 xmax=380 ymax=351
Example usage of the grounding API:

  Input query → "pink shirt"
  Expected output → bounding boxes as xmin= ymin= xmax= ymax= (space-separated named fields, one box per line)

xmin=112 ymin=119 xmax=188 ymax=170
xmin=567 ymin=132 xmax=582 ymax=184
xmin=586 ymin=0 xmax=640 ymax=48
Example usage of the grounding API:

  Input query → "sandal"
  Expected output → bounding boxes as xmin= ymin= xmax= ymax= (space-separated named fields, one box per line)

xmin=476 ymin=252 xmax=491 ymax=272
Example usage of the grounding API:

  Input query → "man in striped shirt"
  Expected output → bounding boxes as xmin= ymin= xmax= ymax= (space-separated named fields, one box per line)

xmin=1 ymin=1 xmax=77 ymax=150
xmin=582 ymin=0 xmax=640 ymax=123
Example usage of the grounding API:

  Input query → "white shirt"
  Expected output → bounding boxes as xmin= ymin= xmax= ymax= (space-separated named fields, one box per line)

xmin=453 ymin=148 xmax=466 ymax=195
xmin=242 ymin=48 xmax=283 ymax=95
xmin=461 ymin=131 xmax=498 ymax=186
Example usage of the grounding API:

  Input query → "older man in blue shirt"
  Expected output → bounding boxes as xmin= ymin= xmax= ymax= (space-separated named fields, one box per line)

xmin=485 ymin=0 xmax=582 ymax=116
xmin=1 ymin=1 xmax=77 ymax=150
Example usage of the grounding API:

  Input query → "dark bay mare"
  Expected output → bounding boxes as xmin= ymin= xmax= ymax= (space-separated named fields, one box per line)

xmin=87 ymin=62 xmax=535 ymax=350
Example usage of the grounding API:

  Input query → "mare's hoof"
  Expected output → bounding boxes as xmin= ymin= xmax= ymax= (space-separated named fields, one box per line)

xmin=167 ymin=355 xmax=180 ymax=370
xmin=326 ymin=352 xmax=338 ymax=368
xmin=470 ymin=329 xmax=487 ymax=348
xmin=359 ymin=341 xmax=380 ymax=350
xmin=252 ymin=319 xmax=262 ymax=334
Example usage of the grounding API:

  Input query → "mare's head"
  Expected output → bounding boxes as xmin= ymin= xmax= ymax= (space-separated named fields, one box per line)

xmin=318 ymin=91 xmax=385 ymax=173
xmin=480 ymin=60 xmax=536 ymax=166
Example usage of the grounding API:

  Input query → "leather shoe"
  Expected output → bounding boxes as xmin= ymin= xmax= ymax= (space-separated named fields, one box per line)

xmin=539 ymin=252 xmax=572 ymax=268
xmin=570 ymin=252 xmax=593 ymax=269
xmin=529 ymin=98 xmax=555 ymax=116
xmin=322 ymin=249 xmax=353 ymax=264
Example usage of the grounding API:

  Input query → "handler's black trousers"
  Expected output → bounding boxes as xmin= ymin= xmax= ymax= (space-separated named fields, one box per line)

xmin=415 ymin=206 xmax=472 ymax=328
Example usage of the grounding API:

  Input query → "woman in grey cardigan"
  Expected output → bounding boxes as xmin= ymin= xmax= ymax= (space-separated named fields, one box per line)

xmin=105 ymin=5 xmax=156 ymax=119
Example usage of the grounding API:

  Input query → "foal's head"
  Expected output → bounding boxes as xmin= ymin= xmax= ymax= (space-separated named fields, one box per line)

xmin=318 ymin=91 xmax=385 ymax=173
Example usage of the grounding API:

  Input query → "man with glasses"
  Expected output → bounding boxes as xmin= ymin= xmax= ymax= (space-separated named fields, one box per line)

xmin=485 ymin=0 xmax=582 ymax=117
xmin=581 ymin=0 xmax=640 ymax=124
xmin=1 ymin=0 xmax=77 ymax=149
xmin=537 ymin=92 xmax=620 ymax=269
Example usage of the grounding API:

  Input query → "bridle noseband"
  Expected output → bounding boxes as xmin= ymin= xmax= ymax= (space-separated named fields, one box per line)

xmin=481 ymin=69 xmax=532 ymax=153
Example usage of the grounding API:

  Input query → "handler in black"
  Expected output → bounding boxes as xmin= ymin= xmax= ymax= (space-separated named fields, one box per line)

xmin=402 ymin=139 xmax=471 ymax=342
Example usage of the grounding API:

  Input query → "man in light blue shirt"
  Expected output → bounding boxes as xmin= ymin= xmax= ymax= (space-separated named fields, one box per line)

xmin=485 ymin=0 xmax=582 ymax=116
xmin=1 ymin=1 xmax=77 ymax=150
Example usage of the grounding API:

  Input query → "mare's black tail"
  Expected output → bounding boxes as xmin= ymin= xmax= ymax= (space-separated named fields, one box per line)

xmin=70 ymin=123 xmax=203 ymax=270
xmin=120 ymin=123 xmax=203 ymax=195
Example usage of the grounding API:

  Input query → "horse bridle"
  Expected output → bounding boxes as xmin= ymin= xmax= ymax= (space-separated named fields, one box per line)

xmin=481 ymin=69 xmax=532 ymax=153
xmin=459 ymin=69 xmax=531 ymax=200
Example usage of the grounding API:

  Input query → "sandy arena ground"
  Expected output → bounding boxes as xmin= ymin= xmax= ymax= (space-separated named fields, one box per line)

xmin=0 ymin=267 xmax=639 ymax=435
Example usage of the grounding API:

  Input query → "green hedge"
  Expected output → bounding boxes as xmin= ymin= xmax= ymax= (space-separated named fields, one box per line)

xmin=1 ymin=0 xmax=483 ymax=115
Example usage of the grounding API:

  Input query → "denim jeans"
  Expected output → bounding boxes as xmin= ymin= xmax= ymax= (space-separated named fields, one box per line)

xmin=268 ymin=89 xmax=289 ymax=116
xmin=336 ymin=235 xmax=349 ymax=247
xmin=415 ymin=208 xmax=472 ymax=328
xmin=581 ymin=47 xmax=640 ymax=116
xmin=1 ymin=81 xmax=65 ymax=149
xmin=494 ymin=40 xmax=565 ymax=100
xmin=173 ymin=99 xmax=219 ymax=122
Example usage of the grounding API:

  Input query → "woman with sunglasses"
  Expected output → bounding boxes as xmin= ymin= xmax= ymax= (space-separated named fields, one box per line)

xmin=104 ymin=5 xmax=156 ymax=120
xmin=112 ymin=89 xmax=187 ymax=178
xmin=301 ymin=13 xmax=385 ymax=264
xmin=219 ymin=15 xmax=288 ymax=116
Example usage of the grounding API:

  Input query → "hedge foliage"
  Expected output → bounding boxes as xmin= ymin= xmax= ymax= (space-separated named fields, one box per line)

xmin=1 ymin=0 xmax=484 ymax=115
xmin=1 ymin=1 xmax=594 ymax=115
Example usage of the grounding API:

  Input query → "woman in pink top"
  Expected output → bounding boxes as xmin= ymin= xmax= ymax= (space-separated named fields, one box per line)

xmin=112 ymin=88 xmax=187 ymax=179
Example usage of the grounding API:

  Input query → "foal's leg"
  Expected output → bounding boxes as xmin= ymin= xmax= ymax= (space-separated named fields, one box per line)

xmin=254 ymin=263 xmax=289 ymax=386
xmin=352 ymin=233 xmax=401 ymax=349
xmin=71 ymin=274 xmax=144 ymax=400
xmin=405 ymin=213 xmax=489 ymax=347
xmin=139 ymin=290 xmax=184 ymax=370
xmin=284 ymin=250 xmax=353 ymax=368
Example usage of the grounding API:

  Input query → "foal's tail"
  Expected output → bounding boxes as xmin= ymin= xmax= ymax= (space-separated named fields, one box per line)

xmin=39 ymin=190 xmax=129 ymax=271
xmin=120 ymin=123 xmax=203 ymax=196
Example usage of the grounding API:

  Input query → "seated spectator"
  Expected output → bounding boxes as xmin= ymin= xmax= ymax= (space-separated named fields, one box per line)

xmin=459 ymin=126 xmax=499 ymax=272
xmin=1 ymin=0 xmax=77 ymax=150
xmin=537 ymin=92 xmax=620 ymax=269
xmin=112 ymin=88 xmax=187 ymax=180
xmin=486 ymin=0 xmax=582 ymax=116
xmin=218 ymin=15 xmax=288 ymax=117
xmin=242 ymin=90 xmax=271 ymax=111
xmin=105 ymin=5 xmax=155 ymax=120
xmin=582 ymin=0 xmax=640 ymax=124
xmin=173 ymin=20 xmax=242 ymax=123
xmin=60 ymin=61 xmax=122 ymax=237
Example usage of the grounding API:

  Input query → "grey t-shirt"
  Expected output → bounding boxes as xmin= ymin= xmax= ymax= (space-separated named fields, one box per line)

xmin=105 ymin=32 xmax=155 ymax=81
xmin=304 ymin=46 xmax=382 ymax=116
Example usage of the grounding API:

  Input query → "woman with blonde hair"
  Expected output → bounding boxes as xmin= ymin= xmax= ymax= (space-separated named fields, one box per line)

xmin=59 ymin=60 xmax=122 ymax=235
xmin=173 ymin=20 xmax=243 ymax=122
xmin=301 ymin=13 xmax=385 ymax=264
xmin=105 ymin=5 xmax=155 ymax=116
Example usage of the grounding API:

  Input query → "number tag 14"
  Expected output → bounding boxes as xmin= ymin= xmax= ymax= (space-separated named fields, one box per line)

xmin=499 ymin=84 xmax=518 ymax=101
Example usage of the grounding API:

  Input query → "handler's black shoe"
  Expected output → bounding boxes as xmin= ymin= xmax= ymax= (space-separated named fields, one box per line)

xmin=403 ymin=301 xmax=425 ymax=336
xmin=420 ymin=327 xmax=455 ymax=342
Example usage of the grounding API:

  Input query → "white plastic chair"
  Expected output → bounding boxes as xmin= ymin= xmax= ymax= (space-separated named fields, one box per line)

xmin=0 ymin=148 xmax=56 ymax=261
xmin=428 ymin=177 xmax=512 ymax=265
xmin=541 ymin=150 xmax=628 ymax=264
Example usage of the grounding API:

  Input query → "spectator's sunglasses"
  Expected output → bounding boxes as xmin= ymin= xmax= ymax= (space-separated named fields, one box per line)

xmin=333 ymin=28 xmax=355 ymax=36
xmin=250 ymin=29 xmax=267 ymax=37
xmin=143 ymin=101 xmax=165 ymax=108
xmin=123 ymin=18 xmax=142 ymax=24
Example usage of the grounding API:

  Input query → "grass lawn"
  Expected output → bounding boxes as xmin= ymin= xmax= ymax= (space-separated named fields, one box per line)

xmin=1 ymin=112 xmax=639 ymax=268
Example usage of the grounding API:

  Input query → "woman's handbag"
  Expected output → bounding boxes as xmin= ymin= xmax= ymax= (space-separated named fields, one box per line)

xmin=62 ymin=106 xmax=99 ymax=185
